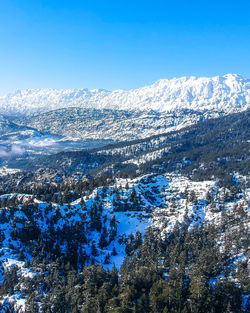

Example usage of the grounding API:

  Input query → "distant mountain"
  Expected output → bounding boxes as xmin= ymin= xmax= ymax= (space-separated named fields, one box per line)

xmin=0 ymin=74 xmax=249 ymax=155
xmin=0 ymin=114 xmax=43 ymax=140
xmin=18 ymin=108 xmax=222 ymax=141
xmin=0 ymin=74 xmax=249 ymax=116
xmin=7 ymin=110 xmax=250 ymax=178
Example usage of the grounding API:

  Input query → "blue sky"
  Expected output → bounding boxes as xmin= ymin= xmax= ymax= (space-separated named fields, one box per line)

xmin=0 ymin=0 xmax=250 ymax=94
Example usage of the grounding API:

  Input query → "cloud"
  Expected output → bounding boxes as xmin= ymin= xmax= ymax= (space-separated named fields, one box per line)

xmin=27 ymin=138 xmax=57 ymax=147
xmin=0 ymin=144 xmax=25 ymax=158
xmin=0 ymin=136 xmax=59 ymax=159
xmin=11 ymin=145 xmax=25 ymax=155
xmin=0 ymin=147 xmax=8 ymax=158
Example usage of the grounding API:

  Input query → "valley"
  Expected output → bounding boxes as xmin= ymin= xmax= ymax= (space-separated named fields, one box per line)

xmin=0 ymin=75 xmax=249 ymax=312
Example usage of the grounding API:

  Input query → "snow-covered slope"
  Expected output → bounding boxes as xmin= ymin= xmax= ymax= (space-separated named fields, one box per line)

xmin=0 ymin=172 xmax=248 ymax=311
xmin=18 ymin=108 xmax=216 ymax=141
xmin=0 ymin=74 xmax=249 ymax=116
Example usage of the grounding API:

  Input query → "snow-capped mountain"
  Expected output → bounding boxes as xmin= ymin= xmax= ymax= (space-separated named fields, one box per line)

xmin=0 ymin=74 xmax=249 ymax=156
xmin=0 ymin=74 xmax=249 ymax=116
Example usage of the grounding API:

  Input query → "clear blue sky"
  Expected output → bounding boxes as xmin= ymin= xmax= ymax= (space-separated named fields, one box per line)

xmin=0 ymin=0 xmax=250 ymax=95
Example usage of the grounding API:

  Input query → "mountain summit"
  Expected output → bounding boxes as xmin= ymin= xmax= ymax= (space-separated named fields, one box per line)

xmin=0 ymin=74 xmax=249 ymax=116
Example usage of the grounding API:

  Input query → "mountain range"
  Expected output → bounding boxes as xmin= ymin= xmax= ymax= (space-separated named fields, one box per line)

xmin=0 ymin=74 xmax=249 ymax=116
xmin=0 ymin=74 xmax=248 ymax=154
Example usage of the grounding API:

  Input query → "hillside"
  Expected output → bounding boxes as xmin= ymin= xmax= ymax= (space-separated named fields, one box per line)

xmin=3 ymin=110 xmax=248 ymax=177
xmin=17 ymin=108 xmax=222 ymax=141
xmin=0 ymin=110 xmax=249 ymax=312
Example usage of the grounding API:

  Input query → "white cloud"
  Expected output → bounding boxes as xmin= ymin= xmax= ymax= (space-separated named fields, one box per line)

xmin=0 ymin=145 xmax=25 ymax=158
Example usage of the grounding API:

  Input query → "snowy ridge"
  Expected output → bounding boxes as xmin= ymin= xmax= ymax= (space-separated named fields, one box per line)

xmin=0 ymin=74 xmax=249 ymax=116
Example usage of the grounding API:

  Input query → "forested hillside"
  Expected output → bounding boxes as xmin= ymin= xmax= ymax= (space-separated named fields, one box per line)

xmin=0 ymin=111 xmax=249 ymax=312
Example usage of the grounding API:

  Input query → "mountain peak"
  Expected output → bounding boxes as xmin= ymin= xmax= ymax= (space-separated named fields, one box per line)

xmin=223 ymin=73 xmax=243 ymax=79
xmin=0 ymin=74 xmax=249 ymax=116
xmin=152 ymin=73 xmax=247 ymax=88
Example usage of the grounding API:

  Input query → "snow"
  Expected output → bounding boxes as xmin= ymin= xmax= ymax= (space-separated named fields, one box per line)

xmin=0 ymin=167 xmax=20 ymax=177
xmin=0 ymin=74 xmax=249 ymax=116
